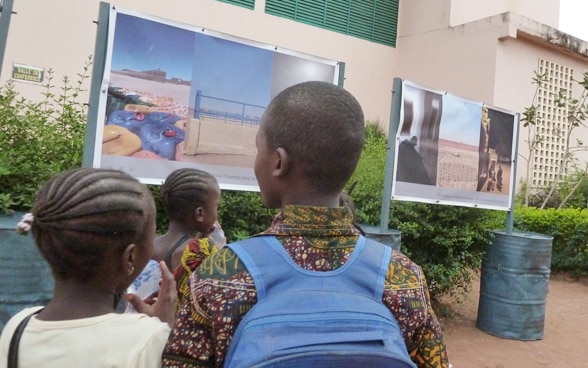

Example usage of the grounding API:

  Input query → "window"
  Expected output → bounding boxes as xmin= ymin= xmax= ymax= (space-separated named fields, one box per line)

xmin=265 ymin=0 xmax=399 ymax=47
xmin=218 ymin=0 xmax=255 ymax=10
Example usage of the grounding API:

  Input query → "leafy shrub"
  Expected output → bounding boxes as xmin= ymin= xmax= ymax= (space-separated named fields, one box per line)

xmin=514 ymin=206 xmax=588 ymax=277
xmin=217 ymin=190 xmax=276 ymax=242
xmin=9 ymin=56 xmax=584 ymax=300
xmin=389 ymin=202 xmax=504 ymax=297
xmin=0 ymin=57 xmax=92 ymax=213
xmin=347 ymin=121 xmax=388 ymax=224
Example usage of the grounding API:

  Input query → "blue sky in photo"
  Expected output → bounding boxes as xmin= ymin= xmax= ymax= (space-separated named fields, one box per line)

xmin=191 ymin=34 xmax=273 ymax=111
xmin=110 ymin=13 xmax=273 ymax=114
xmin=110 ymin=13 xmax=195 ymax=81
xmin=439 ymin=94 xmax=482 ymax=146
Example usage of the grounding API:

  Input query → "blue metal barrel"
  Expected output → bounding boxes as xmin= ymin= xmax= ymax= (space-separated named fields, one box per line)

xmin=476 ymin=230 xmax=553 ymax=340
xmin=0 ymin=212 xmax=54 ymax=333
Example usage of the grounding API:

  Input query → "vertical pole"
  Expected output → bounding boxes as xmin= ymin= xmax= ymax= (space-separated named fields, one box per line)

xmin=194 ymin=90 xmax=202 ymax=119
xmin=337 ymin=62 xmax=345 ymax=87
xmin=83 ymin=2 xmax=111 ymax=167
xmin=505 ymin=112 xmax=521 ymax=234
xmin=379 ymin=78 xmax=403 ymax=232
xmin=0 ymin=0 xmax=15 ymax=78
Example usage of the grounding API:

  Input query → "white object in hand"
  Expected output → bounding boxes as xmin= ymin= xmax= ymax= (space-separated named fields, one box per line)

xmin=125 ymin=260 xmax=162 ymax=313
xmin=208 ymin=221 xmax=226 ymax=250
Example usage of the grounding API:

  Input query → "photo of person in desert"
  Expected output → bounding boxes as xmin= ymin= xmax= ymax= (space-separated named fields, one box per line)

xmin=476 ymin=106 xmax=514 ymax=194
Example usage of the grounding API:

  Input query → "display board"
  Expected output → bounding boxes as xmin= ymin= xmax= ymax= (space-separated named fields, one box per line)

xmin=392 ymin=80 xmax=519 ymax=211
xmin=88 ymin=5 xmax=341 ymax=189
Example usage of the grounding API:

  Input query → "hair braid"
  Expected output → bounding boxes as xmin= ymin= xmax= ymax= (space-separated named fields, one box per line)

xmin=31 ymin=168 xmax=155 ymax=281
xmin=160 ymin=168 xmax=219 ymax=223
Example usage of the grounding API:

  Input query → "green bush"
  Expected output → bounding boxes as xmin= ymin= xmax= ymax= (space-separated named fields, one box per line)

xmin=389 ymin=202 xmax=505 ymax=297
xmin=514 ymin=206 xmax=588 ymax=277
xmin=217 ymin=190 xmax=276 ymax=242
xmin=347 ymin=121 xmax=388 ymax=225
xmin=8 ymin=57 xmax=584 ymax=300
xmin=0 ymin=57 xmax=91 ymax=213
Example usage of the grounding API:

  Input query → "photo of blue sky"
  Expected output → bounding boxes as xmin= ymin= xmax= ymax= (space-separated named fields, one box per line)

xmin=111 ymin=13 xmax=195 ymax=80
xmin=439 ymin=94 xmax=483 ymax=147
xmin=191 ymin=34 xmax=273 ymax=112
xmin=108 ymin=11 xmax=336 ymax=124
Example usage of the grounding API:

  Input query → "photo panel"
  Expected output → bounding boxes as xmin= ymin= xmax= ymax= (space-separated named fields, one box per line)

xmin=91 ymin=6 xmax=340 ymax=190
xmin=393 ymin=80 xmax=518 ymax=211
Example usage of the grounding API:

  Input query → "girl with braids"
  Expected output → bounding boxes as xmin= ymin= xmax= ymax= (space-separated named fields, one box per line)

xmin=0 ymin=168 xmax=177 ymax=368
xmin=153 ymin=168 xmax=224 ymax=273
xmin=152 ymin=168 xmax=226 ymax=360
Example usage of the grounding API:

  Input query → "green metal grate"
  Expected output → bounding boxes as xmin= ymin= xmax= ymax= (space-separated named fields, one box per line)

xmin=265 ymin=0 xmax=398 ymax=47
xmin=218 ymin=0 xmax=255 ymax=10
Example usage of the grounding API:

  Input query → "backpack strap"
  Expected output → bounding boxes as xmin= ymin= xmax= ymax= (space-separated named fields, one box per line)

xmin=8 ymin=307 xmax=44 ymax=368
xmin=228 ymin=235 xmax=391 ymax=301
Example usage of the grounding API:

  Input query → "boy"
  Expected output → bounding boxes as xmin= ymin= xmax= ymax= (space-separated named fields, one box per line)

xmin=162 ymin=81 xmax=449 ymax=368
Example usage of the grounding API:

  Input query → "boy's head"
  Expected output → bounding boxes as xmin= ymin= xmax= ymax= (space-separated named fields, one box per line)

xmin=161 ymin=168 xmax=220 ymax=234
xmin=255 ymin=81 xmax=365 ymax=208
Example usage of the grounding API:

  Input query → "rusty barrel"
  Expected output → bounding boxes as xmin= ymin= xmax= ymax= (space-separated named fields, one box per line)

xmin=476 ymin=231 xmax=553 ymax=340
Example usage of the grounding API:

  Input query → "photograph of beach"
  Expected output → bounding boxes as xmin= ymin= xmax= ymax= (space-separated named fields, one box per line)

xmin=95 ymin=9 xmax=339 ymax=188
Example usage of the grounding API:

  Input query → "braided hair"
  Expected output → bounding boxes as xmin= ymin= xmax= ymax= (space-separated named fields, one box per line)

xmin=30 ymin=168 xmax=155 ymax=281
xmin=160 ymin=168 xmax=219 ymax=224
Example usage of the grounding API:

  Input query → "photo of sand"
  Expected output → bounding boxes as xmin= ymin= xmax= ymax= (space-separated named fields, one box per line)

xmin=436 ymin=139 xmax=511 ymax=194
xmin=107 ymin=72 xmax=258 ymax=167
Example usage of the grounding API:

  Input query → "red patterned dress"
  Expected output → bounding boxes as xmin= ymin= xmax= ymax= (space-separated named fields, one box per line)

xmin=162 ymin=205 xmax=450 ymax=368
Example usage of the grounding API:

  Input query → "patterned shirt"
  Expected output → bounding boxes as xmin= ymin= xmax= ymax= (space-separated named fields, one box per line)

xmin=162 ymin=205 xmax=449 ymax=368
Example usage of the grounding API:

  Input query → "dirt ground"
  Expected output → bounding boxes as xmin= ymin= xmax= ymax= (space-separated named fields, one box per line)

xmin=437 ymin=272 xmax=588 ymax=368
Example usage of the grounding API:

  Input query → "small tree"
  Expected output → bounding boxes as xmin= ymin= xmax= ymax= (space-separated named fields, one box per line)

xmin=0 ymin=56 xmax=92 ymax=213
xmin=520 ymin=68 xmax=588 ymax=208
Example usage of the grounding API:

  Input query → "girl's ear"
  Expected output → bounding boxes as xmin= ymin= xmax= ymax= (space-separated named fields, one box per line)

xmin=194 ymin=206 xmax=204 ymax=222
xmin=121 ymin=243 xmax=136 ymax=277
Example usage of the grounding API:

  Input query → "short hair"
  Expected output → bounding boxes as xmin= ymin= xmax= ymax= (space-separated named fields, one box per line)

xmin=262 ymin=81 xmax=365 ymax=192
xmin=31 ymin=168 xmax=155 ymax=281
xmin=160 ymin=168 xmax=219 ymax=223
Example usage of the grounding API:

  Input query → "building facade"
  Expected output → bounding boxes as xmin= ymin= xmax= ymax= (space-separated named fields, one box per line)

xmin=1 ymin=0 xmax=586 ymax=190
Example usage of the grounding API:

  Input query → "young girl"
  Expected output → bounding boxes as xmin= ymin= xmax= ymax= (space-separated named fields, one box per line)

xmin=153 ymin=168 xmax=223 ymax=273
xmin=0 ymin=168 xmax=176 ymax=368
xmin=154 ymin=169 xmax=226 ymax=360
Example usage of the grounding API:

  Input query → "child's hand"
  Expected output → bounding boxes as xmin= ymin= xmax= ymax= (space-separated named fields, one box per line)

xmin=126 ymin=261 xmax=177 ymax=327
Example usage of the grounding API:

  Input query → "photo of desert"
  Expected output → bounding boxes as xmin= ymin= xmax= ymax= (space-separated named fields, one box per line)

xmin=436 ymin=139 xmax=512 ymax=194
xmin=436 ymin=103 xmax=513 ymax=195
xmin=394 ymin=81 xmax=517 ymax=210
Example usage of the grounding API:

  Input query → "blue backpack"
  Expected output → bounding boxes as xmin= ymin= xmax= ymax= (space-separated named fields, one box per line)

xmin=224 ymin=235 xmax=417 ymax=368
